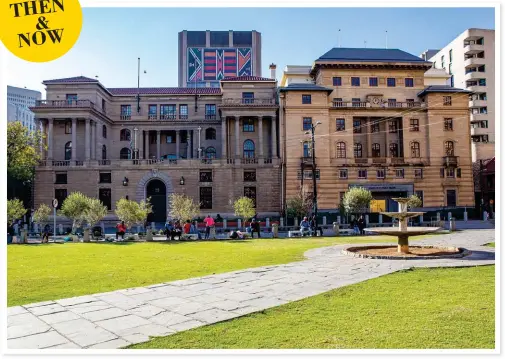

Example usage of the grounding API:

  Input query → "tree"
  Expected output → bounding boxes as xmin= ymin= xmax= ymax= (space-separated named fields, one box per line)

xmin=7 ymin=199 xmax=27 ymax=226
xmin=286 ymin=186 xmax=312 ymax=220
xmin=115 ymin=198 xmax=152 ymax=231
xmin=234 ymin=197 xmax=255 ymax=229
xmin=33 ymin=203 xmax=51 ymax=226
xmin=83 ymin=198 xmax=108 ymax=229
xmin=58 ymin=192 xmax=90 ymax=234
xmin=7 ymin=122 xmax=44 ymax=181
xmin=407 ymin=194 xmax=423 ymax=209
xmin=342 ymin=187 xmax=373 ymax=215
xmin=168 ymin=193 xmax=200 ymax=222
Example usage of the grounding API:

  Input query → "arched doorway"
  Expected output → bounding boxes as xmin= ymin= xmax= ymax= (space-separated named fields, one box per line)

xmin=146 ymin=179 xmax=167 ymax=223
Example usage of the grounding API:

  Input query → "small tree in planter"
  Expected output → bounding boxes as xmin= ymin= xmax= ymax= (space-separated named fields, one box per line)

xmin=168 ymin=193 xmax=200 ymax=223
xmin=115 ymin=198 xmax=152 ymax=240
xmin=286 ymin=186 xmax=312 ymax=224
xmin=407 ymin=194 xmax=423 ymax=209
xmin=342 ymin=187 xmax=373 ymax=219
xmin=59 ymin=192 xmax=90 ymax=241
xmin=7 ymin=199 xmax=27 ymax=243
xmin=234 ymin=197 xmax=255 ymax=231
xmin=33 ymin=204 xmax=51 ymax=242
xmin=82 ymin=198 xmax=108 ymax=242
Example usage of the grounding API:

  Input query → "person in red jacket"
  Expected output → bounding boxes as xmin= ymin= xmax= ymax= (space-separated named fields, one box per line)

xmin=183 ymin=220 xmax=191 ymax=234
xmin=116 ymin=221 xmax=126 ymax=241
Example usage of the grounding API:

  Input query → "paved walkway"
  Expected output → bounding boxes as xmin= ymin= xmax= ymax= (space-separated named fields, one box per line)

xmin=7 ymin=230 xmax=495 ymax=350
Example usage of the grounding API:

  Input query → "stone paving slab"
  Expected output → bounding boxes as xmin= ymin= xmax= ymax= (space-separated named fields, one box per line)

xmin=7 ymin=229 xmax=495 ymax=350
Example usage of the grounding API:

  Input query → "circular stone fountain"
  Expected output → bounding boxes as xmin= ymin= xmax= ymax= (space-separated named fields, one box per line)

xmin=342 ymin=198 xmax=469 ymax=259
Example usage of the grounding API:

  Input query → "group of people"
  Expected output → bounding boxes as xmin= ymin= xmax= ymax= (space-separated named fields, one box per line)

xmin=351 ymin=215 xmax=366 ymax=235
xmin=299 ymin=215 xmax=321 ymax=237
xmin=163 ymin=215 xmax=216 ymax=240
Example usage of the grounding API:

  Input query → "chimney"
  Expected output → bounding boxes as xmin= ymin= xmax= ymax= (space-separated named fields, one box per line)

xmin=269 ymin=63 xmax=277 ymax=80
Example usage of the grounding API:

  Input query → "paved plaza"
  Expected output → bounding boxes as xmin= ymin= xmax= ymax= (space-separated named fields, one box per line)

xmin=7 ymin=230 xmax=495 ymax=350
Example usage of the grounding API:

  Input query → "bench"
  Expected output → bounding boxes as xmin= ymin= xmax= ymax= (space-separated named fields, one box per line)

xmin=180 ymin=234 xmax=199 ymax=241
xmin=338 ymin=229 xmax=355 ymax=236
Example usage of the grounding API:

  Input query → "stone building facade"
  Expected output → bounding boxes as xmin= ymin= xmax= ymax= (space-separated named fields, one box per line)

xmin=279 ymin=48 xmax=474 ymax=213
xmin=31 ymin=76 xmax=281 ymax=222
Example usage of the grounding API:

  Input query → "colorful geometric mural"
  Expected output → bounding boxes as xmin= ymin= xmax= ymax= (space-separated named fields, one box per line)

xmin=187 ymin=47 xmax=252 ymax=83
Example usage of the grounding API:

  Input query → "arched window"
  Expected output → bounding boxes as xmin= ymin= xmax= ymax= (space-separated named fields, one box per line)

xmin=64 ymin=141 xmax=72 ymax=160
xmin=336 ymin=142 xmax=346 ymax=158
xmin=354 ymin=143 xmax=363 ymax=158
xmin=205 ymin=128 xmax=216 ymax=140
xmin=205 ymin=147 xmax=216 ymax=159
xmin=372 ymin=143 xmax=381 ymax=158
xmin=120 ymin=129 xmax=131 ymax=141
xmin=120 ymin=147 xmax=131 ymax=159
xmin=303 ymin=141 xmax=311 ymax=158
xmin=102 ymin=145 xmax=107 ymax=160
xmin=243 ymin=140 xmax=255 ymax=158
xmin=102 ymin=125 xmax=107 ymax=138
xmin=411 ymin=142 xmax=420 ymax=158
xmin=445 ymin=141 xmax=454 ymax=156
xmin=389 ymin=143 xmax=398 ymax=158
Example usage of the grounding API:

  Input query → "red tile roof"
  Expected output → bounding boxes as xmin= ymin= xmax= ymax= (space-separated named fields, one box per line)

xmin=108 ymin=87 xmax=221 ymax=95
xmin=221 ymin=76 xmax=275 ymax=82
xmin=43 ymin=76 xmax=99 ymax=84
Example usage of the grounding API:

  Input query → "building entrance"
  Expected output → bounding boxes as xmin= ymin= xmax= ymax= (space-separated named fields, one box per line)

xmin=146 ymin=179 xmax=167 ymax=223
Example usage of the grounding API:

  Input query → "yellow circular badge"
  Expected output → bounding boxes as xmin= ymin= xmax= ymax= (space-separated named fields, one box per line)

xmin=0 ymin=0 xmax=82 ymax=62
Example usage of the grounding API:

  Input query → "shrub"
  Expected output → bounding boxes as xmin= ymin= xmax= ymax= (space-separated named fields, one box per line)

xmin=234 ymin=197 xmax=255 ymax=229
xmin=7 ymin=199 xmax=27 ymax=227
xmin=168 ymin=193 xmax=200 ymax=222
xmin=58 ymin=192 xmax=90 ymax=234
xmin=407 ymin=194 xmax=423 ymax=209
xmin=115 ymin=198 xmax=152 ymax=231
xmin=342 ymin=187 xmax=373 ymax=215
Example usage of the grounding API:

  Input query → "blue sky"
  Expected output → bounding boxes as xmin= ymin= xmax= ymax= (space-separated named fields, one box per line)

xmin=6 ymin=7 xmax=495 ymax=95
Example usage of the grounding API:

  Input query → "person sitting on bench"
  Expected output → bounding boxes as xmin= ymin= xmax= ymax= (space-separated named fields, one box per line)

xmin=300 ymin=217 xmax=311 ymax=236
xmin=116 ymin=221 xmax=126 ymax=241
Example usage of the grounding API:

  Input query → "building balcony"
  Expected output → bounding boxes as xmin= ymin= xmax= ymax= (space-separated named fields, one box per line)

xmin=464 ymin=43 xmax=484 ymax=54
xmin=469 ymin=99 xmax=487 ymax=108
xmin=471 ymin=127 xmax=489 ymax=136
xmin=148 ymin=114 xmax=190 ymax=121
xmin=331 ymin=101 xmax=424 ymax=109
xmin=219 ymin=98 xmax=278 ymax=107
xmin=466 ymin=85 xmax=487 ymax=94
xmin=443 ymin=156 xmax=458 ymax=167
xmin=464 ymin=57 xmax=486 ymax=67
xmin=159 ymin=114 xmax=177 ymax=120
xmin=465 ymin=71 xmax=486 ymax=81
xmin=470 ymin=113 xmax=488 ymax=123
xmin=300 ymin=157 xmax=316 ymax=167
xmin=405 ymin=157 xmax=430 ymax=166
xmin=32 ymin=100 xmax=107 ymax=116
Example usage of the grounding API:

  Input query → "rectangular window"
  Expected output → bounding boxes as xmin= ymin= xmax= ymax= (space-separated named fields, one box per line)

xmin=243 ymin=118 xmax=255 ymax=132
xmin=388 ymin=98 xmax=397 ymax=107
xmin=478 ymin=79 xmax=486 ymax=86
xmin=358 ymin=169 xmax=367 ymax=179
xmin=99 ymin=188 xmax=112 ymax=211
xmin=165 ymin=133 xmax=175 ymax=144
xmin=414 ymin=168 xmax=423 ymax=179
xmin=444 ymin=118 xmax=453 ymax=131
xmin=303 ymin=117 xmax=312 ymax=131
xmin=99 ymin=172 xmax=111 ymax=184
xmin=333 ymin=77 xmax=342 ymax=86
xmin=148 ymin=105 xmax=157 ymax=119
xmin=302 ymin=95 xmax=312 ymax=104
xmin=296 ymin=170 xmax=320 ymax=180
xmin=395 ymin=169 xmax=404 ymax=178
xmin=410 ymin=119 xmax=419 ymax=131
xmin=388 ymin=120 xmax=398 ymax=133
xmin=449 ymin=49 xmax=452 ymax=62
xmin=200 ymin=187 xmax=212 ymax=209
xmin=333 ymin=97 xmax=343 ymax=107
xmin=205 ymin=104 xmax=216 ymax=120
xmin=244 ymin=170 xmax=256 ymax=182
xmin=443 ymin=96 xmax=452 ymax=106
xmin=414 ymin=191 xmax=424 ymax=207
xmin=369 ymin=77 xmax=378 ymax=87
xmin=440 ymin=168 xmax=445 ymax=178
xmin=457 ymin=168 xmax=462 ymax=178
xmin=371 ymin=121 xmax=379 ymax=133
xmin=339 ymin=169 xmax=348 ymax=179
xmin=199 ymin=170 xmax=213 ymax=182
xmin=353 ymin=119 xmax=361 ymax=133
xmin=120 ymin=105 xmax=131 ymax=119
xmin=179 ymin=104 xmax=188 ymax=119
xmin=242 ymin=92 xmax=254 ymax=104
xmin=441 ymin=55 xmax=445 ymax=68
xmin=244 ymin=186 xmax=257 ymax=208
xmin=406 ymin=99 xmax=415 ymax=107
xmin=446 ymin=190 xmax=457 ymax=207
xmin=351 ymin=77 xmax=360 ymax=86
xmin=405 ymin=78 xmax=414 ymax=87
xmin=54 ymin=189 xmax=67 ymax=210
xmin=387 ymin=78 xmax=396 ymax=87
xmin=65 ymin=121 xmax=72 ymax=134
xmin=446 ymin=168 xmax=455 ymax=178
xmin=66 ymin=94 xmax=78 ymax=103
xmin=448 ymin=63 xmax=452 ymax=75
xmin=336 ymin=119 xmax=345 ymax=131
xmin=55 ymin=173 xmax=67 ymax=184
xmin=377 ymin=169 xmax=386 ymax=179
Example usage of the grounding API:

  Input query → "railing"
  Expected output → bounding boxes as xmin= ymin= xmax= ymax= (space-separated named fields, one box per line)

xmin=98 ymin=160 xmax=110 ymax=166
xmin=201 ymin=158 xmax=213 ymax=164
xmin=221 ymin=98 xmax=277 ymax=106
xmin=241 ymin=157 xmax=258 ymax=164
xmin=300 ymin=157 xmax=315 ymax=165
xmin=160 ymin=114 xmax=177 ymax=120
xmin=205 ymin=114 xmax=217 ymax=120
xmin=34 ymin=100 xmax=96 ymax=109
xmin=390 ymin=157 xmax=405 ymax=165
xmin=443 ymin=156 xmax=458 ymax=167
xmin=120 ymin=115 xmax=131 ymax=120
xmin=179 ymin=114 xmax=188 ymax=120
xmin=372 ymin=157 xmax=387 ymax=164
xmin=75 ymin=160 xmax=84 ymax=166
xmin=331 ymin=101 xmax=423 ymax=108
xmin=354 ymin=158 xmax=368 ymax=164
xmin=52 ymin=160 xmax=70 ymax=167
xmin=264 ymin=158 xmax=272 ymax=164
xmin=148 ymin=114 xmax=157 ymax=120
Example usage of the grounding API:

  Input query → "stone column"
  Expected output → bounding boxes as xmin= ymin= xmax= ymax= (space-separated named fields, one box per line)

xmin=39 ymin=119 xmax=45 ymax=160
xmin=71 ymin=118 xmax=77 ymax=161
xmin=385 ymin=119 xmax=389 ymax=158
xmin=138 ymin=129 xmax=143 ymax=160
xmin=235 ymin=117 xmax=240 ymax=158
xmin=271 ymin=117 xmax=278 ymax=158
xmin=176 ymin=130 xmax=180 ymax=159
xmin=221 ymin=119 xmax=227 ymax=159
xmin=367 ymin=118 xmax=372 ymax=158
xmin=156 ymin=131 xmax=161 ymax=159
xmin=258 ymin=117 xmax=264 ymax=159
xmin=47 ymin=118 xmax=54 ymax=160
xmin=144 ymin=131 xmax=149 ymax=159
xmin=85 ymin=119 xmax=90 ymax=160
xmin=91 ymin=121 xmax=96 ymax=160
xmin=188 ymin=130 xmax=193 ymax=159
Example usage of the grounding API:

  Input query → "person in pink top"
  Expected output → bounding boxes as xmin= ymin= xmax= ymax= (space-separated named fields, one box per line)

xmin=203 ymin=215 xmax=215 ymax=239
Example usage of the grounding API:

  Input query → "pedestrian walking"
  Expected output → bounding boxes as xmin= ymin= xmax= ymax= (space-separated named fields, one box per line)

xmin=203 ymin=215 xmax=215 ymax=239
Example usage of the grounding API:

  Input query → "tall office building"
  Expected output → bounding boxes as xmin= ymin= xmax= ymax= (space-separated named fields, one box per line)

xmin=7 ymin=85 xmax=42 ymax=132
xmin=178 ymin=30 xmax=262 ymax=88
xmin=427 ymin=28 xmax=495 ymax=162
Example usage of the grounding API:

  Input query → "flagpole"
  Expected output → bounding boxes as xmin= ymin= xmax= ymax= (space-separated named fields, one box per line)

xmin=338 ymin=29 xmax=341 ymax=48
xmin=385 ymin=30 xmax=388 ymax=49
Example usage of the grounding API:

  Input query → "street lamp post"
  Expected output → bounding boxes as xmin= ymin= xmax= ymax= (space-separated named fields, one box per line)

xmin=306 ymin=121 xmax=321 ymax=227
xmin=197 ymin=126 xmax=202 ymax=159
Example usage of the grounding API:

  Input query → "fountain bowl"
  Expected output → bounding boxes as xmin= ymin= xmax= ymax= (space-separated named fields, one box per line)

xmin=363 ymin=226 xmax=442 ymax=237
xmin=342 ymin=245 xmax=470 ymax=260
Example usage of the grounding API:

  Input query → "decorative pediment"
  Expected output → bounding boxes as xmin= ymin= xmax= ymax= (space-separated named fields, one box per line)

xmin=366 ymin=94 xmax=384 ymax=107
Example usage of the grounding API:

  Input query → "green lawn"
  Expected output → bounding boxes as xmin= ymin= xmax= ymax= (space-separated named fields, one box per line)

xmin=130 ymin=265 xmax=495 ymax=349
xmin=8 ymin=235 xmax=436 ymax=306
